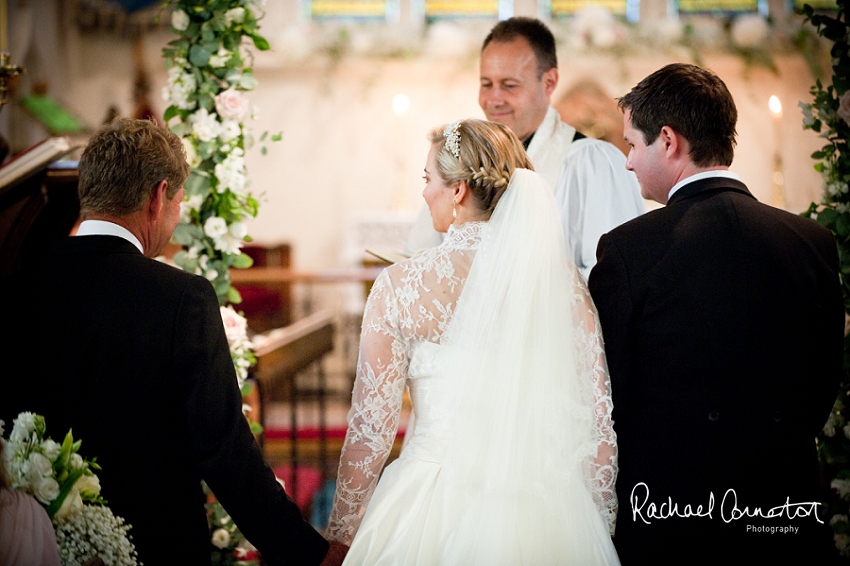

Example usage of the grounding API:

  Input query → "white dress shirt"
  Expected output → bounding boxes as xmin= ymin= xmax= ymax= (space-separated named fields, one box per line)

xmin=75 ymin=219 xmax=144 ymax=253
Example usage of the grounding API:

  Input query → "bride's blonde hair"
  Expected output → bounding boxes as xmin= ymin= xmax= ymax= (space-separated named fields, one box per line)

xmin=429 ymin=119 xmax=533 ymax=217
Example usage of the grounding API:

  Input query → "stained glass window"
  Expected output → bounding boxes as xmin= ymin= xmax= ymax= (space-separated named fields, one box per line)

xmin=676 ymin=0 xmax=762 ymax=15
xmin=301 ymin=0 xmax=400 ymax=22
xmin=413 ymin=0 xmax=512 ymax=22
xmin=546 ymin=0 xmax=632 ymax=19
xmin=792 ymin=0 xmax=839 ymax=11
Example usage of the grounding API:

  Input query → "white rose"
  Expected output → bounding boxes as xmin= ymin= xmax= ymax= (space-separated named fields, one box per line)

xmin=204 ymin=216 xmax=228 ymax=239
xmin=33 ymin=476 xmax=60 ymax=504
xmin=224 ymin=7 xmax=246 ymax=26
xmin=69 ymin=453 xmax=84 ymax=471
xmin=229 ymin=222 xmax=249 ymax=240
xmin=10 ymin=412 xmax=36 ymax=442
xmin=40 ymin=439 xmax=61 ymax=461
xmin=76 ymin=474 xmax=101 ymax=499
xmin=171 ymin=9 xmax=190 ymax=31
xmin=182 ymin=138 xmax=201 ymax=168
xmin=833 ymin=478 xmax=850 ymax=498
xmin=190 ymin=108 xmax=221 ymax=143
xmin=54 ymin=488 xmax=83 ymax=519
xmin=216 ymin=234 xmax=244 ymax=255
xmin=838 ymin=91 xmax=850 ymax=127
xmin=212 ymin=528 xmax=231 ymax=549
xmin=215 ymin=88 xmax=251 ymax=122
xmin=27 ymin=452 xmax=52 ymax=478
xmin=209 ymin=48 xmax=231 ymax=68
xmin=219 ymin=120 xmax=242 ymax=142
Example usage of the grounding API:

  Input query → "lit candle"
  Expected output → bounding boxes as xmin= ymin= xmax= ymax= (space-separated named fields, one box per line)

xmin=392 ymin=93 xmax=410 ymax=116
xmin=769 ymin=95 xmax=785 ymax=209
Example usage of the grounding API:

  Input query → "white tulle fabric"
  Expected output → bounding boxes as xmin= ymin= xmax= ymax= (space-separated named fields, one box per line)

xmin=327 ymin=169 xmax=618 ymax=565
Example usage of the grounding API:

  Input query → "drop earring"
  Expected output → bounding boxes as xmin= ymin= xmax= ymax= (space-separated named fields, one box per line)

xmin=452 ymin=200 xmax=458 ymax=219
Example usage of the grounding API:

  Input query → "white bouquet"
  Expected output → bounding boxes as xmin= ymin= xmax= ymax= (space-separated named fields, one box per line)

xmin=2 ymin=413 xmax=139 ymax=566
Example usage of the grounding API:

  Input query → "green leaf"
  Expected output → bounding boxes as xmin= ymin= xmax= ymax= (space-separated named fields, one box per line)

xmin=271 ymin=132 xmax=283 ymax=142
xmin=239 ymin=73 xmax=258 ymax=90
xmin=837 ymin=213 xmax=850 ymax=237
xmin=226 ymin=285 xmax=242 ymax=305
xmin=45 ymin=467 xmax=87 ymax=519
xmin=189 ymin=44 xmax=212 ymax=67
xmin=250 ymin=33 xmax=270 ymax=51
xmin=818 ymin=207 xmax=839 ymax=228
xmin=232 ymin=252 xmax=254 ymax=269
xmin=164 ymin=105 xmax=180 ymax=122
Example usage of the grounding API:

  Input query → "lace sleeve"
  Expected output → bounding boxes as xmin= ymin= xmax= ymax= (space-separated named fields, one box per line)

xmin=572 ymin=269 xmax=619 ymax=536
xmin=326 ymin=270 xmax=409 ymax=545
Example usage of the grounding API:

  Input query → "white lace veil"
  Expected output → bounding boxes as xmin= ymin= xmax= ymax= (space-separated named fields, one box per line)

xmin=434 ymin=168 xmax=618 ymax=564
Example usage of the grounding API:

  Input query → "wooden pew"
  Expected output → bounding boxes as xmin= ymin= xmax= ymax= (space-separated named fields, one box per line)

xmin=252 ymin=311 xmax=335 ymax=499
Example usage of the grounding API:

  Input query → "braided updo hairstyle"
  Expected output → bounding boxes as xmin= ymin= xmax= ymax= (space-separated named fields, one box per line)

xmin=429 ymin=119 xmax=533 ymax=218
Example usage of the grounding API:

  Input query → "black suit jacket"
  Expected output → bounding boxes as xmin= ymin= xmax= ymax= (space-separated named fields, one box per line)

xmin=1 ymin=236 xmax=328 ymax=565
xmin=589 ymin=177 xmax=844 ymax=564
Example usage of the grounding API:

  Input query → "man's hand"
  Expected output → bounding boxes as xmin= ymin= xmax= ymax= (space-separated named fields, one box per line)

xmin=319 ymin=540 xmax=349 ymax=566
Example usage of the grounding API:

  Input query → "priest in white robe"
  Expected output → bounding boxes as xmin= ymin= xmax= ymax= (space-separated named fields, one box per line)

xmin=405 ymin=17 xmax=645 ymax=280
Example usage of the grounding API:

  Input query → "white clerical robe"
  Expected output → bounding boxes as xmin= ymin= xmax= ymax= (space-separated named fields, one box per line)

xmin=404 ymin=107 xmax=645 ymax=280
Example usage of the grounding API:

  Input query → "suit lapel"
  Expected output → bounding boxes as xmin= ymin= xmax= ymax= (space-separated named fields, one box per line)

xmin=667 ymin=177 xmax=754 ymax=206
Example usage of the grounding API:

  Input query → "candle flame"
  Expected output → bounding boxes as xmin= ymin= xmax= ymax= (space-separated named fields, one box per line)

xmin=392 ymin=94 xmax=410 ymax=116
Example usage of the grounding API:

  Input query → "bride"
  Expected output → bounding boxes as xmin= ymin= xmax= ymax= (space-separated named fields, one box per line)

xmin=326 ymin=119 xmax=620 ymax=565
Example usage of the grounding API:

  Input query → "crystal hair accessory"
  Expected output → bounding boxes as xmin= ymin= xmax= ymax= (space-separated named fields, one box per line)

xmin=444 ymin=120 xmax=462 ymax=159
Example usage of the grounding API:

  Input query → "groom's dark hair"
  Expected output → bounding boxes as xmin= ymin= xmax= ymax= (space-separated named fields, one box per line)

xmin=482 ymin=17 xmax=557 ymax=78
xmin=618 ymin=63 xmax=737 ymax=167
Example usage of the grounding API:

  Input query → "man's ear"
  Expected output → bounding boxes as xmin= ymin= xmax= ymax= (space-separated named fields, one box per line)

xmin=542 ymin=67 xmax=558 ymax=98
xmin=148 ymin=180 xmax=169 ymax=221
xmin=658 ymin=126 xmax=681 ymax=159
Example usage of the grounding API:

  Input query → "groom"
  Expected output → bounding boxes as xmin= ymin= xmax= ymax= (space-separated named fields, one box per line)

xmin=589 ymin=64 xmax=844 ymax=563
xmin=0 ymin=118 xmax=345 ymax=566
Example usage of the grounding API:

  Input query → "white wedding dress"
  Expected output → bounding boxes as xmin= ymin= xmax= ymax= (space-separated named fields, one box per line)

xmin=327 ymin=170 xmax=620 ymax=565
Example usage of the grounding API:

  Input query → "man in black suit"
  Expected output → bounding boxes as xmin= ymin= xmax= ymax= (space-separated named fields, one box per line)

xmin=589 ymin=63 xmax=844 ymax=563
xmin=1 ymin=118 xmax=346 ymax=565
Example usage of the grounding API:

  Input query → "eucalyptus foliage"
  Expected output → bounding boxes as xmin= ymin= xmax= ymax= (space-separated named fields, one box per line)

xmin=800 ymin=0 xmax=850 ymax=556
xmin=162 ymin=0 xmax=270 ymax=306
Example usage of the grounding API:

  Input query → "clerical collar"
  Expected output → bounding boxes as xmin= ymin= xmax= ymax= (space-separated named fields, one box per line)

xmin=76 ymin=220 xmax=144 ymax=253
xmin=522 ymin=132 xmax=535 ymax=150
xmin=667 ymin=170 xmax=742 ymax=201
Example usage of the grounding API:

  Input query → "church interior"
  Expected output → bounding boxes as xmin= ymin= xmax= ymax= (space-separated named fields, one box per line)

xmin=0 ymin=0 xmax=838 ymax=533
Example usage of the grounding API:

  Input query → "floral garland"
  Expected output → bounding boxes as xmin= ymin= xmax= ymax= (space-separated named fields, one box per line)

xmin=162 ymin=2 xmax=275 ymax=563
xmin=799 ymin=0 xmax=850 ymax=557
xmin=162 ymin=0 xmax=272 ymax=307
xmin=2 ymin=413 xmax=139 ymax=565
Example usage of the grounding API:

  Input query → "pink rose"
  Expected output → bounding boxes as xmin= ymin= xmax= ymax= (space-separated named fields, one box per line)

xmin=214 ymin=87 xmax=250 ymax=122
xmin=838 ymin=91 xmax=850 ymax=127
xmin=220 ymin=306 xmax=248 ymax=345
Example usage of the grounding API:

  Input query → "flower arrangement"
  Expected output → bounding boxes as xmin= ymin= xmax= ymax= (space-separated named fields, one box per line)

xmin=798 ymin=0 xmax=850 ymax=557
xmin=221 ymin=304 xmax=256 ymax=391
xmin=162 ymin=0 xmax=275 ymax=307
xmin=2 ymin=412 xmax=139 ymax=566
xmin=163 ymin=3 xmax=275 ymax=562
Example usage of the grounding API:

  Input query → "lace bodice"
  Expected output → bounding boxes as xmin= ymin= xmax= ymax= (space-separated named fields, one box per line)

xmin=326 ymin=221 xmax=617 ymax=545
